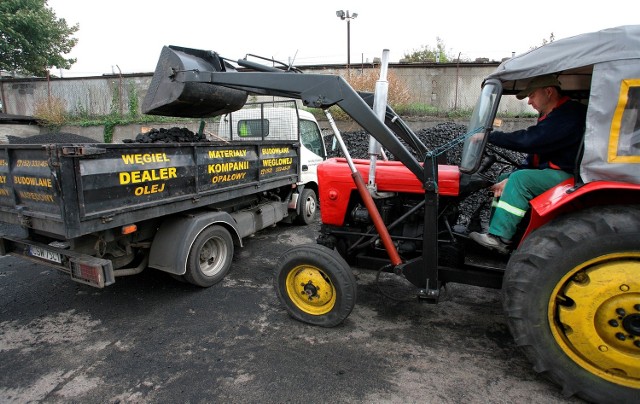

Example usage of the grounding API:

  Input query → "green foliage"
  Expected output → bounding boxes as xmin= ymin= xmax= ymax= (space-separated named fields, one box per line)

xmin=445 ymin=108 xmax=473 ymax=119
xmin=109 ymin=83 xmax=121 ymax=116
xmin=73 ymin=100 xmax=91 ymax=120
xmin=103 ymin=119 xmax=118 ymax=143
xmin=403 ymin=37 xmax=455 ymax=63
xmin=0 ymin=0 xmax=78 ymax=76
xmin=127 ymin=83 xmax=139 ymax=118
xmin=393 ymin=103 xmax=440 ymax=116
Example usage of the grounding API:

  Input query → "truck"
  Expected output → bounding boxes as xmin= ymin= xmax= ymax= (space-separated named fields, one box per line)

xmin=0 ymin=98 xmax=327 ymax=288
xmin=129 ymin=25 xmax=638 ymax=403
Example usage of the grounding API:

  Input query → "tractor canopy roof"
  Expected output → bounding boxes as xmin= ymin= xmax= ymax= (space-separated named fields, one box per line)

xmin=486 ymin=25 xmax=640 ymax=98
xmin=486 ymin=25 xmax=640 ymax=184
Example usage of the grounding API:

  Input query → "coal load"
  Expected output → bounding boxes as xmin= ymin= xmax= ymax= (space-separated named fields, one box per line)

xmin=123 ymin=127 xmax=208 ymax=143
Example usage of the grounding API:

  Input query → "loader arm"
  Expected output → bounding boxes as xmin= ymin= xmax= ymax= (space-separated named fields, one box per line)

xmin=142 ymin=45 xmax=425 ymax=182
xmin=142 ymin=45 xmax=447 ymax=300
xmin=175 ymin=70 xmax=425 ymax=183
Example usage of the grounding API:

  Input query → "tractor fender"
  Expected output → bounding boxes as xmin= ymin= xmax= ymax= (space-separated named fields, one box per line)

xmin=522 ymin=179 xmax=640 ymax=240
xmin=148 ymin=211 xmax=242 ymax=275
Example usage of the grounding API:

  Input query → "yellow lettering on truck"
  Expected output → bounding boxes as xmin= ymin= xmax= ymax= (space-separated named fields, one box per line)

xmin=262 ymin=147 xmax=290 ymax=154
xmin=119 ymin=167 xmax=177 ymax=185
xmin=12 ymin=176 xmax=52 ymax=187
xmin=121 ymin=153 xmax=171 ymax=165
xmin=208 ymin=149 xmax=248 ymax=158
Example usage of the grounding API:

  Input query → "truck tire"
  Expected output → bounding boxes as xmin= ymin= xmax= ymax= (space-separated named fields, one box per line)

xmin=294 ymin=188 xmax=318 ymax=225
xmin=274 ymin=244 xmax=356 ymax=327
xmin=184 ymin=225 xmax=234 ymax=288
xmin=502 ymin=205 xmax=640 ymax=404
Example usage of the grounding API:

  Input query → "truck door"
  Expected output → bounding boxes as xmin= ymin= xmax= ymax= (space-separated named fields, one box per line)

xmin=299 ymin=118 xmax=326 ymax=185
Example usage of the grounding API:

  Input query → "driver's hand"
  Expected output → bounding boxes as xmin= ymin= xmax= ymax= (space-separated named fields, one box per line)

xmin=491 ymin=178 xmax=508 ymax=198
xmin=470 ymin=133 xmax=484 ymax=143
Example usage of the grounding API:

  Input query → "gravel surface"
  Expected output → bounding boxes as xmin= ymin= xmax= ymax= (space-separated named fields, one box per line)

xmin=0 ymin=217 xmax=584 ymax=404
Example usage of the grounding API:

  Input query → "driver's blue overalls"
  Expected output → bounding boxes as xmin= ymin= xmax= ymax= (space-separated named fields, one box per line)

xmin=485 ymin=96 xmax=587 ymax=241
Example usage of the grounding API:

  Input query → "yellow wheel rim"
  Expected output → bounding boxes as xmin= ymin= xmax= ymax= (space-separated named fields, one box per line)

xmin=285 ymin=264 xmax=336 ymax=315
xmin=550 ymin=252 xmax=640 ymax=389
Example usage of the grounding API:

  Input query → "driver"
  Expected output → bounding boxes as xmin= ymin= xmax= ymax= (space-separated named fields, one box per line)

xmin=469 ymin=74 xmax=588 ymax=254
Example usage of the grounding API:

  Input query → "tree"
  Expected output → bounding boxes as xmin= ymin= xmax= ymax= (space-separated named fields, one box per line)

xmin=402 ymin=37 xmax=454 ymax=63
xmin=529 ymin=32 xmax=555 ymax=51
xmin=0 ymin=0 xmax=78 ymax=76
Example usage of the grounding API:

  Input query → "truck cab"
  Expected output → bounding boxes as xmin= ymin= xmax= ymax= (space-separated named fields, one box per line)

xmin=216 ymin=101 xmax=327 ymax=224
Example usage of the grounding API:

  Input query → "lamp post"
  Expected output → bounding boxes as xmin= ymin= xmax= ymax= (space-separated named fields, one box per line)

xmin=336 ymin=10 xmax=357 ymax=70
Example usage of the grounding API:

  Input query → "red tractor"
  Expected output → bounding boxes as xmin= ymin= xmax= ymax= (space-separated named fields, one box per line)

xmin=144 ymin=25 xmax=639 ymax=403
xmin=272 ymin=26 xmax=640 ymax=403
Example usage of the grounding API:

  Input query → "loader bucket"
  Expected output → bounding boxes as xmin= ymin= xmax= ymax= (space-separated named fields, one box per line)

xmin=142 ymin=45 xmax=248 ymax=118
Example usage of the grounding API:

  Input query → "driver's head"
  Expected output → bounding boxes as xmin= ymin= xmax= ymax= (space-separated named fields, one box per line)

xmin=516 ymin=75 xmax=561 ymax=100
xmin=517 ymin=75 xmax=562 ymax=115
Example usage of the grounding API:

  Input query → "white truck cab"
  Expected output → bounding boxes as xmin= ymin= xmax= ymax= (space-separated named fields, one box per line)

xmin=216 ymin=101 xmax=327 ymax=224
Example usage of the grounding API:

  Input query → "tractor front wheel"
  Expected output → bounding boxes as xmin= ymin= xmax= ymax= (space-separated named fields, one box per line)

xmin=503 ymin=205 xmax=640 ymax=404
xmin=274 ymin=244 xmax=356 ymax=327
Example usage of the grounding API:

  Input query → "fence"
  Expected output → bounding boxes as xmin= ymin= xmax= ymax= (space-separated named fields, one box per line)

xmin=0 ymin=62 xmax=534 ymax=117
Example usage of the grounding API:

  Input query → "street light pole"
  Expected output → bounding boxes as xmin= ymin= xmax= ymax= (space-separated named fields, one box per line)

xmin=336 ymin=10 xmax=358 ymax=70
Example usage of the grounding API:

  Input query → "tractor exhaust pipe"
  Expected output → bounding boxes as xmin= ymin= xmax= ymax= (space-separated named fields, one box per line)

xmin=142 ymin=45 xmax=248 ymax=118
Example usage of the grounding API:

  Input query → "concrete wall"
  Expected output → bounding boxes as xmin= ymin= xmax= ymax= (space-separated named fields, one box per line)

xmin=0 ymin=73 xmax=153 ymax=117
xmin=0 ymin=63 xmax=535 ymax=117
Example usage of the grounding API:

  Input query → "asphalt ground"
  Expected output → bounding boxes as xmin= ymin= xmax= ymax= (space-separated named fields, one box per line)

xmin=0 ymin=216 xmax=584 ymax=403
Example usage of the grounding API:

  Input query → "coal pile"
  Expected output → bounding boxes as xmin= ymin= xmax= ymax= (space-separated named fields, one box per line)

xmin=7 ymin=132 xmax=97 ymax=144
xmin=325 ymin=122 xmax=468 ymax=165
xmin=123 ymin=127 xmax=208 ymax=143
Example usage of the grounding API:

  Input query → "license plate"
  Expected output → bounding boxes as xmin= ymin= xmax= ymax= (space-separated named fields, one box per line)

xmin=29 ymin=245 xmax=62 ymax=264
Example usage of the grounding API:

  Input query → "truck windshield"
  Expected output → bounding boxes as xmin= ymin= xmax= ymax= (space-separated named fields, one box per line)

xmin=460 ymin=80 xmax=501 ymax=173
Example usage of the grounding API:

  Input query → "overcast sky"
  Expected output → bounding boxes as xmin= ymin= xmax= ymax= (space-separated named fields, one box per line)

xmin=47 ymin=0 xmax=638 ymax=77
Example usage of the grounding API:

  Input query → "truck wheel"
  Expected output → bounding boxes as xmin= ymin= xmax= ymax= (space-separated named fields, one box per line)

xmin=294 ymin=188 xmax=318 ymax=225
xmin=503 ymin=205 xmax=640 ymax=403
xmin=184 ymin=225 xmax=234 ymax=287
xmin=274 ymin=244 xmax=356 ymax=327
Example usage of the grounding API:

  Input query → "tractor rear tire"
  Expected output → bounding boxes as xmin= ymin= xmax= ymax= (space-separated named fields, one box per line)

xmin=274 ymin=244 xmax=356 ymax=327
xmin=503 ymin=205 xmax=640 ymax=404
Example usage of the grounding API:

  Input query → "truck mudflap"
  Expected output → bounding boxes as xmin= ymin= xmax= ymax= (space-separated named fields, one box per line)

xmin=142 ymin=45 xmax=248 ymax=118
xmin=0 ymin=236 xmax=115 ymax=288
